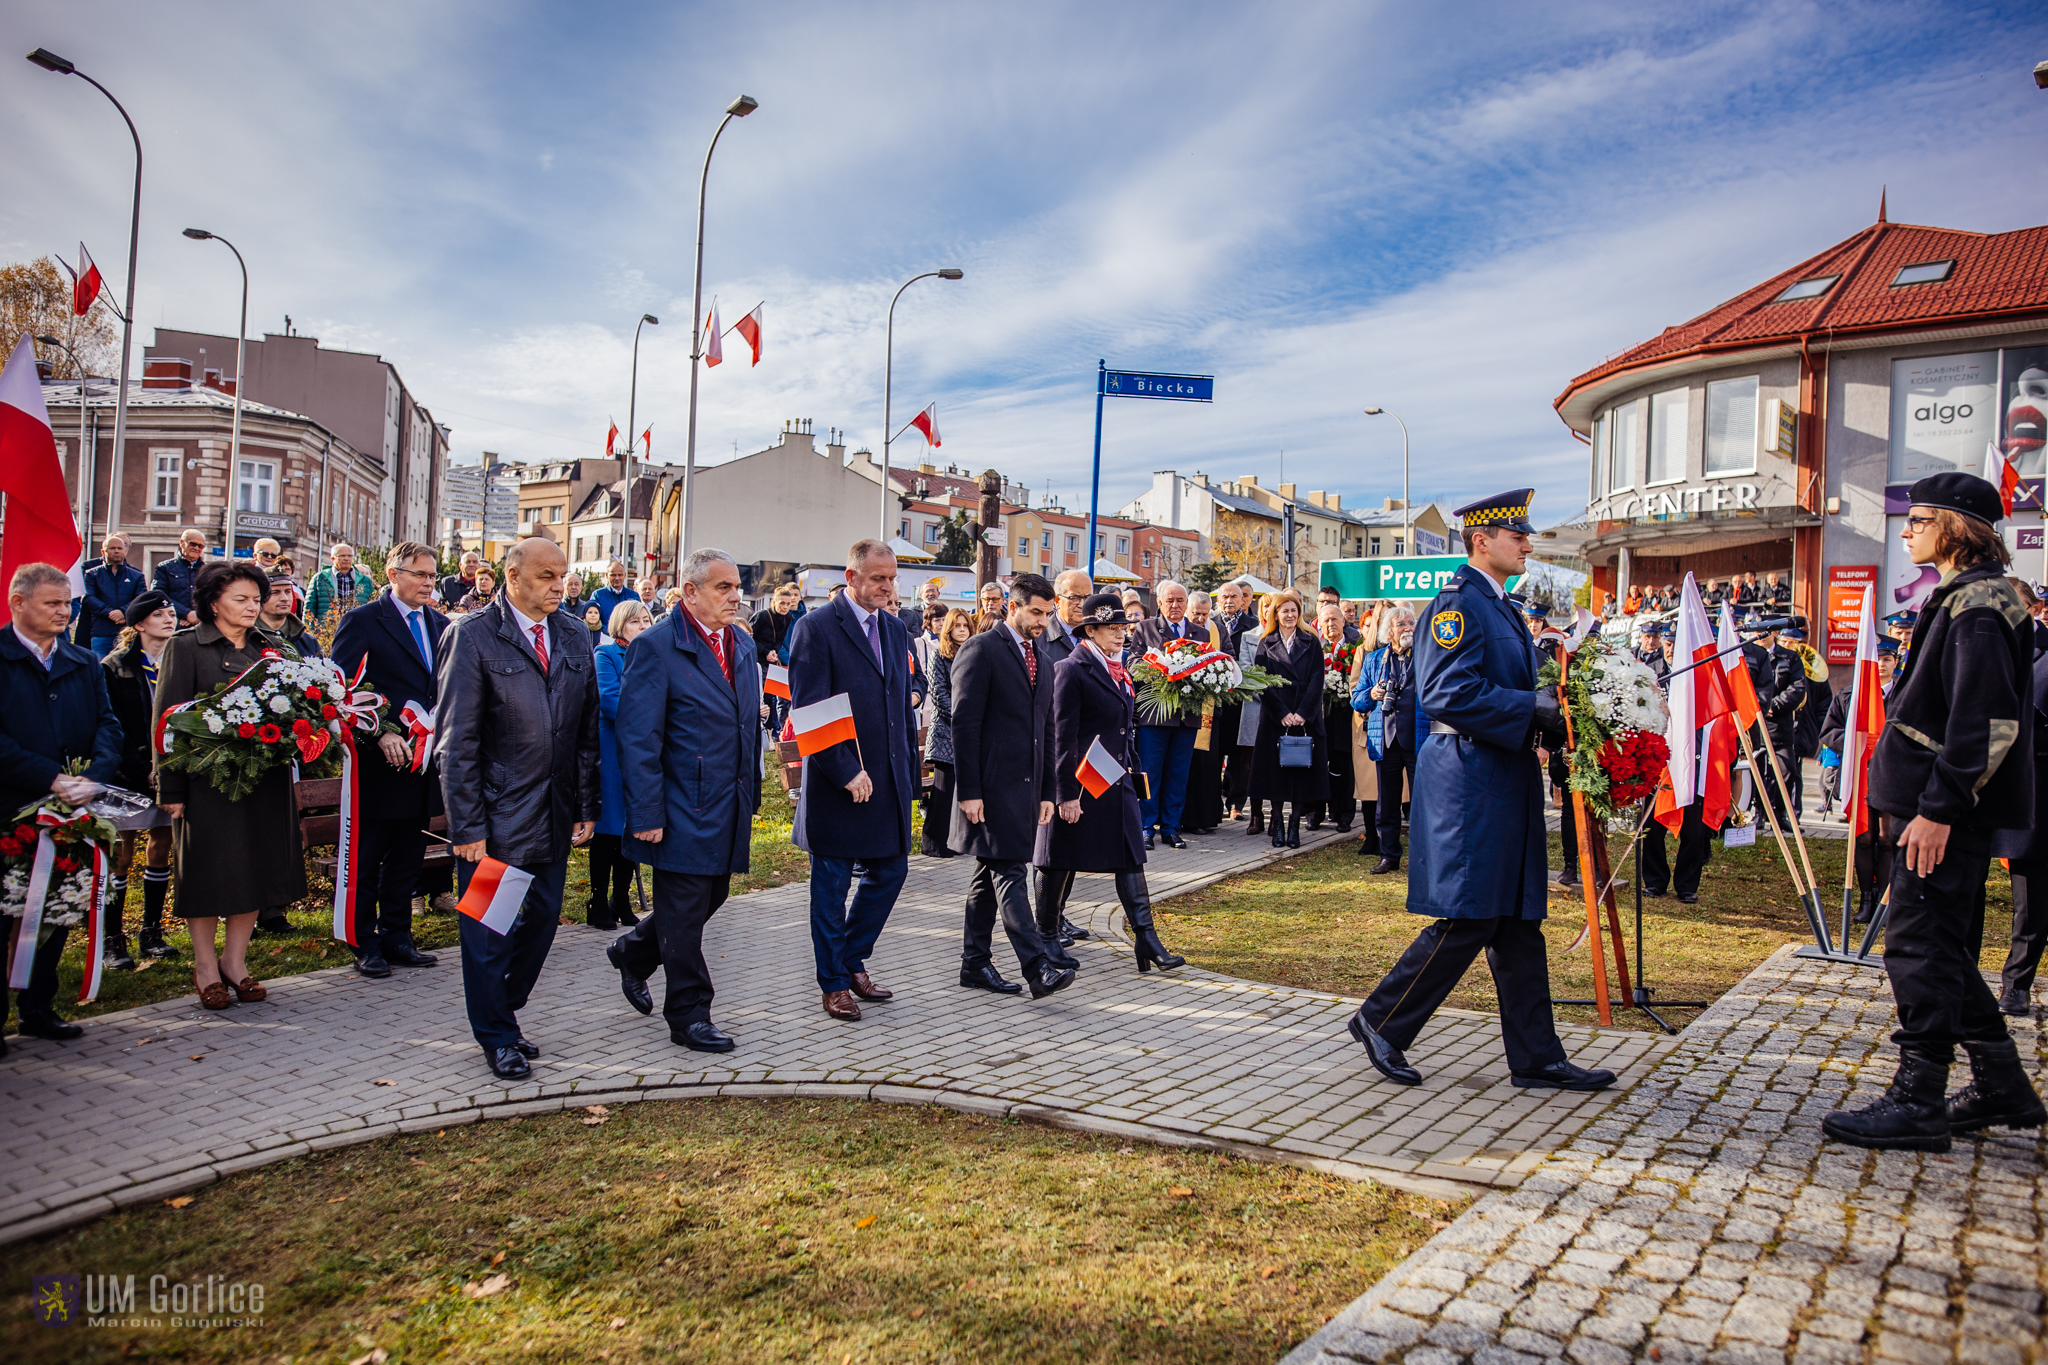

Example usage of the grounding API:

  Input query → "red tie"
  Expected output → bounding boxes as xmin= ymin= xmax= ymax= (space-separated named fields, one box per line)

xmin=1023 ymin=639 xmax=1037 ymax=688
xmin=531 ymin=623 xmax=549 ymax=673
xmin=707 ymin=626 xmax=731 ymax=681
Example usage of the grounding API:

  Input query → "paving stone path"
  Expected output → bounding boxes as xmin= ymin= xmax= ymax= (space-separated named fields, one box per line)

xmin=0 ymin=825 xmax=1665 ymax=1246
xmin=1284 ymin=945 xmax=2047 ymax=1365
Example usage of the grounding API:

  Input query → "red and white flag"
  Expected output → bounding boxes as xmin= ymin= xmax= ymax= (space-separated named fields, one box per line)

xmin=734 ymin=306 xmax=763 ymax=366
xmin=1840 ymin=585 xmax=1887 ymax=839
xmin=606 ymin=420 xmax=618 ymax=456
xmin=1653 ymin=574 xmax=1734 ymax=832
xmin=704 ymin=301 xmax=723 ymax=366
xmin=457 ymin=858 xmax=535 ymax=936
xmin=1987 ymin=440 xmax=2020 ymax=516
xmin=909 ymin=403 xmax=940 ymax=448
xmin=763 ymin=663 xmax=790 ymax=698
xmin=641 ymin=427 xmax=652 ymax=457
xmin=1718 ymin=603 xmax=1763 ymax=730
xmin=57 ymin=244 xmax=103 ymax=316
xmin=0 ymin=334 xmax=85 ymax=620
xmin=789 ymin=692 xmax=857 ymax=756
xmin=1076 ymin=735 xmax=1126 ymax=798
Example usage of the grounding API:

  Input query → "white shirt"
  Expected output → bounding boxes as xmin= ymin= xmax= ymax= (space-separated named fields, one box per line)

xmin=846 ymin=596 xmax=877 ymax=633
xmin=506 ymin=599 xmax=548 ymax=646
xmin=11 ymin=625 xmax=57 ymax=670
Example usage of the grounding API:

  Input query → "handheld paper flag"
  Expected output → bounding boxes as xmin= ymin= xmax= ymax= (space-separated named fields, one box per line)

xmin=1076 ymin=736 xmax=1126 ymax=798
xmin=763 ymin=663 xmax=791 ymax=699
xmin=457 ymin=858 xmax=534 ymax=936
xmin=789 ymin=692 xmax=857 ymax=756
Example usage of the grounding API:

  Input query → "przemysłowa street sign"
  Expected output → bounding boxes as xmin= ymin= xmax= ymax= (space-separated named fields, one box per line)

xmin=1321 ymin=556 xmax=1522 ymax=599
xmin=1102 ymin=370 xmax=1214 ymax=402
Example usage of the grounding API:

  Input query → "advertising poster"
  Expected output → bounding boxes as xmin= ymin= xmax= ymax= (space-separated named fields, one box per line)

xmin=1888 ymin=351 xmax=1997 ymax=484
xmin=1825 ymin=565 xmax=1878 ymax=665
xmin=1883 ymin=514 xmax=1941 ymax=615
xmin=2001 ymin=345 xmax=2048 ymax=485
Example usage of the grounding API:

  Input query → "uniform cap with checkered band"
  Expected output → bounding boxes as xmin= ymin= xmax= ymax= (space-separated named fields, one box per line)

xmin=1452 ymin=488 xmax=1536 ymax=536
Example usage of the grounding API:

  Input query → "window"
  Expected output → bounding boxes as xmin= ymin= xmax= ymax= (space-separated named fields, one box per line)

xmin=1705 ymin=377 xmax=1759 ymax=476
xmin=1591 ymin=414 xmax=1607 ymax=499
xmin=150 ymin=450 xmax=181 ymax=511
xmin=1393 ymin=537 xmax=1405 ymax=555
xmin=1647 ymin=388 xmax=1688 ymax=485
xmin=925 ymin=523 xmax=940 ymax=544
xmin=1891 ymin=260 xmax=1954 ymax=287
xmin=1369 ymin=536 xmax=1381 ymax=556
xmin=1607 ymin=401 xmax=1639 ymax=491
xmin=1040 ymin=531 xmax=1051 ymax=549
xmin=1095 ymin=533 xmax=1106 ymax=555
xmin=1772 ymin=275 xmax=1838 ymax=303
xmin=1115 ymin=536 xmax=1129 ymax=557
xmin=1017 ymin=537 xmax=1029 ymax=556
xmin=899 ymin=519 xmax=909 ymax=539
xmin=551 ymin=505 xmax=563 ymax=523
xmin=237 ymin=459 xmax=276 ymax=514
xmin=1064 ymin=534 xmax=1077 ymax=553
xmin=1142 ymin=550 xmax=1153 ymax=568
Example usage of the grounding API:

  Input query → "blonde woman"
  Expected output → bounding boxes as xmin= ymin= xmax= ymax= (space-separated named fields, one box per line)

xmin=1248 ymin=589 xmax=1327 ymax=848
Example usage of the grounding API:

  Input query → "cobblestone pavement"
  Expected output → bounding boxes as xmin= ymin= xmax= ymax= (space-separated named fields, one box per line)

xmin=1284 ymin=944 xmax=2047 ymax=1365
xmin=0 ymin=825 xmax=1667 ymax=1245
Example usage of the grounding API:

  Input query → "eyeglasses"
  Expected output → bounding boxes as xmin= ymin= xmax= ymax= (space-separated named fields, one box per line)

xmin=1904 ymin=515 xmax=1937 ymax=531
xmin=388 ymin=566 xmax=434 ymax=579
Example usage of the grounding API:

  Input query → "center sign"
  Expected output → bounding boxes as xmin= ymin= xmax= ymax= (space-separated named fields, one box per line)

xmin=1319 ymin=556 xmax=1521 ymax=599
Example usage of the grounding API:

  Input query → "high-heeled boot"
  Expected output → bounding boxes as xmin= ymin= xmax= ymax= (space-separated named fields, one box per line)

xmin=137 ymin=866 xmax=177 ymax=959
xmin=1270 ymin=802 xmax=1288 ymax=848
xmin=1244 ymin=800 xmax=1264 ymax=837
xmin=1287 ymin=811 xmax=1302 ymax=848
xmin=102 ymin=877 xmax=135 ymax=971
xmin=1116 ymin=872 xmax=1184 ymax=973
xmin=1034 ymin=869 xmax=1080 ymax=970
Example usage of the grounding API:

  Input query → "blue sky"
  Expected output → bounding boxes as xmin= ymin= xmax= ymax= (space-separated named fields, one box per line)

xmin=5 ymin=1 xmax=2046 ymax=528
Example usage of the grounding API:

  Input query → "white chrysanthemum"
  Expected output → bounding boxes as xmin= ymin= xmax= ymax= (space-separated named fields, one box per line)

xmin=268 ymin=694 xmax=293 ymax=715
xmin=205 ymin=712 xmax=225 ymax=734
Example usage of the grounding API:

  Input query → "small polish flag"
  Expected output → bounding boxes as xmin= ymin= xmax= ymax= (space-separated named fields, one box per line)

xmin=1987 ymin=440 xmax=2020 ymax=516
xmin=704 ymin=301 xmax=723 ymax=367
xmin=734 ymin=306 xmax=763 ymax=366
xmin=1718 ymin=603 xmax=1764 ymax=729
xmin=909 ymin=403 xmax=940 ymax=448
xmin=457 ymin=858 xmax=534 ymax=936
xmin=789 ymin=692 xmax=857 ymax=756
xmin=1076 ymin=736 xmax=1126 ymax=799
xmin=763 ymin=663 xmax=790 ymax=698
xmin=605 ymin=420 xmax=618 ymax=456
xmin=57 ymin=244 xmax=104 ymax=316
xmin=641 ymin=426 xmax=652 ymax=457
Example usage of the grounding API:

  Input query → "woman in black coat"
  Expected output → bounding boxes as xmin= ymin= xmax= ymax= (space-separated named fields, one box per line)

xmin=1248 ymin=589 xmax=1329 ymax=848
xmin=100 ymin=590 xmax=181 ymax=966
xmin=1034 ymin=594 xmax=1184 ymax=973
xmin=921 ymin=608 xmax=973 ymax=857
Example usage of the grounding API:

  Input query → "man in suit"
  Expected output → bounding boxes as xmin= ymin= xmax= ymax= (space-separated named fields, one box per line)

xmin=436 ymin=537 xmax=601 ymax=1079
xmin=1032 ymin=569 xmax=1093 ymax=947
xmin=591 ymin=559 xmax=641 ymax=625
xmin=1317 ymin=585 xmax=1361 ymax=644
xmin=1129 ymin=579 xmax=1203 ymax=849
xmin=609 ymin=548 xmax=761 ymax=1053
xmin=1213 ymin=579 xmax=1260 ymax=820
xmin=439 ymin=551 xmax=482 ymax=612
xmin=153 ymin=528 xmax=208 ymax=627
xmin=331 ymin=541 xmax=448 ymax=978
xmin=950 ymin=572 xmax=1072 ymax=998
xmin=788 ymin=539 xmax=920 ymax=1021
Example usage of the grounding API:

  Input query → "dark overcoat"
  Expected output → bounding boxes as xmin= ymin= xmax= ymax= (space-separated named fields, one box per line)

xmin=1036 ymin=646 xmax=1146 ymax=872
xmin=0 ymin=629 xmax=121 ymax=816
xmin=1407 ymin=565 xmax=1545 ymax=920
xmin=330 ymin=590 xmax=447 ymax=821
xmin=946 ymin=626 xmax=1054 ymax=860
xmin=787 ymin=594 xmax=918 ymax=860
xmin=1248 ymin=629 xmax=1329 ymax=803
xmin=618 ymin=611 xmax=761 ymax=875
xmin=1995 ymin=621 xmax=2048 ymax=862
xmin=101 ymin=639 xmax=160 ymax=793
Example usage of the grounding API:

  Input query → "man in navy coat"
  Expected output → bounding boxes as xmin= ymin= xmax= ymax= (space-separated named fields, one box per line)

xmin=608 ymin=548 xmax=760 ymax=1052
xmin=331 ymin=541 xmax=448 ymax=978
xmin=787 ymin=539 xmax=919 ymax=1021
xmin=1344 ymin=490 xmax=1616 ymax=1092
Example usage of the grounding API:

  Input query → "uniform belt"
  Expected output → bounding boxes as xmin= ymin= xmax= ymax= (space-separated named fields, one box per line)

xmin=1429 ymin=721 xmax=1466 ymax=738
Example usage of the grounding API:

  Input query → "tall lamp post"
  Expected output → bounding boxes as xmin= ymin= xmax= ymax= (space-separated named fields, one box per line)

xmin=680 ymin=94 xmax=758 ymax=557
xmin=28 ymin=47 xmax=142 ymax=540
xmin=880 ymin=268 xmax=964 ymax=540
xmin=1364 ymin=407 xmax=1410 ymax=554
xmin=34 ymin=335 xmax=95 ymax=543
xmin=625 ymin=312 xmax=657 ymax=564
xmin=183 ymin=229 xmax=248 ymax=558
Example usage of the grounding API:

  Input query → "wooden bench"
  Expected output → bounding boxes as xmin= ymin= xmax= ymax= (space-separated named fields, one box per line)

xmin=294 ymin=775 xmax=453 ymax=877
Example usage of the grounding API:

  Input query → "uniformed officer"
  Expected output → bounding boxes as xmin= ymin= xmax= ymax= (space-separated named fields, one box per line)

xmin=1343 ymin=489 xmax=1617 ymax=1091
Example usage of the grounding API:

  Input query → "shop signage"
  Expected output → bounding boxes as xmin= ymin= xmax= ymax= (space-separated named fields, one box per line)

xmin=234 ymin=512 xmax=295 ymax=535
xmin=1763 ymin=398 xmax=1797 ymax=457
xmin=1825 ymin=565 xmax=1878 ymax=666
xmin=1595 ymin=481 xmax=1763 ymax=521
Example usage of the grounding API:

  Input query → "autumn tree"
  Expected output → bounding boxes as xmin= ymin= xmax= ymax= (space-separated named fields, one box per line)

xmin=0 ymin=257 xmax=120 ymax=379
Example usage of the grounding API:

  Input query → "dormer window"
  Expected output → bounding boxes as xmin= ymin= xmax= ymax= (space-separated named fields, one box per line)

xmin=1771 ymin=275 xmax=1838 ymax=303
xmin=1890 ymin=260 xmax=1955 ymax=287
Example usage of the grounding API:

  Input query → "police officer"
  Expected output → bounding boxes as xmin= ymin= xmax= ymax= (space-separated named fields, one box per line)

xmin=1824 ymin=472 xmax=2045 ymax=1151
xmin=1344 ymin=490 xmax=1616 ymax=1092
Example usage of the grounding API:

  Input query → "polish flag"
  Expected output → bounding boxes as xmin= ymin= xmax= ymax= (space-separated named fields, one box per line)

xmin=1718 ymin=603 xmax=1763 ymax=729
xmin=457 ymin=857 xmax=534 ymax=936
xmin=606 ymin=420 xmax=618 ymax=456
xmin=763 ymin=663 xmax=790 ymax=698
xmin=641 ymin=427 xmax=652 ymax=458
xmin=734 ymin=307 xmax=763 ymax=366
xmin=704 ymin=301 xmax=723 ymax=366
xmin=1653 ymin=573 xmax=1734 ymax=832
xmin=58 ymin=244 xmax=104 ymax=316
xmin=1076 ymin=735 xmax=1126 ymax=798
xmin=790 ymin=692 xmax=857 ymax=755
xmin=1987 ymin=440 xmax=2020 ymax=516
xmin=909 ymin=404 xmax=940 ymax=448
xmin=1839 ymin=585 xmax=1887 ymax=839
xmin=0 ymin=334 xmax=86 ymax=621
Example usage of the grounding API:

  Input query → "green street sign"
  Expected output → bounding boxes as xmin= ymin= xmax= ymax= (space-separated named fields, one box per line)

xmin=1319 ymin=556 xmax=1521 ymax=599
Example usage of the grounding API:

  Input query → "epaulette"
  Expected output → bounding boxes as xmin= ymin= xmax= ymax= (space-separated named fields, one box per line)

xmin=1946 ymin=577 xmax=2030 ymax=631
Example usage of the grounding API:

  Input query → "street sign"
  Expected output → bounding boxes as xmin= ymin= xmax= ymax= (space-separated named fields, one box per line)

xmin=1102 ymin=369 xmax=1213 ymax=402
xmin=1319 ymin=556 xmax=1521 ymax=599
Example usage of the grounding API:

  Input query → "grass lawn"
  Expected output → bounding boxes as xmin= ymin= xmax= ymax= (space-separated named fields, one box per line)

xmin=0 ymin=1099 xmax=1462 ymax=1364
xmin=1161 ymin=823 xmax=2018 ymax=1032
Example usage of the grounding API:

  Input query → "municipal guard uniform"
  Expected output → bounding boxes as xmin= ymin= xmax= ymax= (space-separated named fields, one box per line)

xmin=1345 ymin=489 xmax=1615 ymax=1091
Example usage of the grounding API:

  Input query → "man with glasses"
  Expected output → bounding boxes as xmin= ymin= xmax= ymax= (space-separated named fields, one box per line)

xmin=440 ymin=551 xmax=483 ymax=612
xmin=154 ymin=528 xmax=208 ymax=627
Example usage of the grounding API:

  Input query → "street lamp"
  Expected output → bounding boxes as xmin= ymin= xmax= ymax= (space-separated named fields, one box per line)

xmin=1364 ymin=407 xmax=1411 ymax=555
xmin=880 ymin=268 xmax=965 ymax=540
xmin=183 ymin=229 xmax=249 ymax=559
xmin=28 ymin=47 xmax=143 ymax=540
xmin=34 ymin=335 xmax=95 ymax=543
xmin=625 ymin=312 xmax=657 ymax=563
xmin=680 ymin=94 xmax=758 ymax=556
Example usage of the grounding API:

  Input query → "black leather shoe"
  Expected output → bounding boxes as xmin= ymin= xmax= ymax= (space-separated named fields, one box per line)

xmin=354 ymin=952 xmax=392 ymax=979
xmin=1511 ymin=1059 xmax=1617 ymax=1091
xmin=1369 ymin=857 xmax=1401 ymax=875
xmin=1161 ymin=831 xmax=1187 ymax=849
xmin=676 ymin=1020 xmax=736 ymax=1053
xmin=2000 ymin=988 xmax=2032 ymax=1016
xmin=607 ymin=941 xmax=653 ymax=1015
xmin=1060 ymin=916 xmax=1090 ymax=942
xmin=1347 ymin=1013 xmax=1420 ymax=1086
xmin=1145 ymin=831 xmax=1156 ymax=850
xmin=383 ymin=942 xmax=438 ymax=968
xmin=1028 ymin=963 xmax=1076 ymax=999
xmin=1823 ymin=1047 xmax=1951 ymax=1151
xmin=489 ymin=1046 xmax=531 ymax=1079
xmin=254 ymin=916 xmax=294 ymax=939
xmin=17 ymin=1015 xmax=83 ymax=1041
xmin=1947 ymin=1038 xmax=2047 ymax=1133
xmin=1676 ymin=892 xmax=1699 ymax=905
xmin=959 ymin=964 xmax=1022 ymax=994
xmin=512 ymin=1036 xmax=541 ymax=1059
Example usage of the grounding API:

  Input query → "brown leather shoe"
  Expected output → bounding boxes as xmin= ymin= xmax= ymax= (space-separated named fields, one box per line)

xmin=822 ymin=990 xmax=862 ymax=1021
xmin=231 ymin=975 xmax=267 ymax=1003
xmin=197 ymin=981 xmax=234 ymax=1011
xmin=850 ymin=971 xmax=893 ymax=1001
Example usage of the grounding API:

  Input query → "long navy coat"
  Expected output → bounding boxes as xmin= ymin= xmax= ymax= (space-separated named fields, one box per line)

xmin=1036 ymin=646 xmax=1146 ymax=872
xmin=1408 ymin=565 xmax=1546 ymax=920
xmin=618 ymin=612 xmax=761 ymax=876
xmin=787 ymin=594 xmax=918 ymax=861
xmin=0 ymin=630 xmax=121 ymax=816
xmin=331 ymin=590 xmax=448 ymax=821
xmin=946 ymin=626 xmax=1054 ymax=861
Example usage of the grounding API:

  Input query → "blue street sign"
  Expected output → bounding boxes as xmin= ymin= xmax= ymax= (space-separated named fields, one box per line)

xmin=1103 ymin=369 xmax=1214 ymax=402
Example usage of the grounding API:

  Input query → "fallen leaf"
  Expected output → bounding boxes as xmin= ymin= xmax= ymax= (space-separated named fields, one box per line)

xmin=469 ymin=1156 xmax=488 ymax=1164
xmin=855 ymin=1215 xmax=877 ymax=1229
xmin=132 ymin=958 xmax=154 ymax=972
xmin=1260 ymin=1265 xmax=1279 ymax=1280
xmin=189 ymin=1054 xmax=205 ymax=1061
xmin=346 ymin=1350 xmax=390 ymax=1365
xmin=908 ymin=1306 xmax=926 ymax=1319
xmin=581 ymin=1115 xmax=608 ymax=1126
xmin=164 ymin=1196 xmax=195 ymax=1209
xmin=409 ymin=1159 xmax=427 ymax=1167
xmin=448 ymin=1194 xmax=462 ymax=1202
xmin=1169 ymin=1186 xmax=1194 ymax=1197
xmin=463 ymin=1273 xmax=510 ymax=1299
xmin=610 ymin=1317 xmax=627 ymax=1330
xmin=584 ymin=1105 xmax=610 ymax=1116
xmin=136 ymin=1036 xmax=156 ymax=1044
xmin=328 ymin=1196 xmax=349 ymax=1204
xmin=491 ymin=1250 xmax=506 ymax=1266
xmin=373 ymin=1079 xmax=395 ymax=1086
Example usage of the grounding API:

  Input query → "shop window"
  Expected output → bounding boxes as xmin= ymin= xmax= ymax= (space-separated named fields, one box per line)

xmin=1647 ymin=388 xmax=1689 ymax=485
xmin=1608 ymin=401 xmax=1639 ymax=491
xmin=1705 ymin=377 xmax=1759 ymax=477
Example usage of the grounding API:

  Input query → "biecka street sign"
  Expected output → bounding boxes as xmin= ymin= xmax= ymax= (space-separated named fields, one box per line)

xmin=1102 ymin=369 xmax=1214 ymax=402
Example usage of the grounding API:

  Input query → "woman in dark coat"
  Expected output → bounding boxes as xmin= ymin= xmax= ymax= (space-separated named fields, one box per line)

xmin=100 ymin=590 xmax=180 ymax=967
xmin=1249 ymin=589 xmax=1328 ymax=848
xmin=1308 ymin=600 xmax=1358 ymax=832
xmin=921 ymin=608 xmax=973 ymax=857
xmin=153 ymin=562 xmax=307 ymax=1011
xmin=1035 ymin=593 xmax=1184 ymax=973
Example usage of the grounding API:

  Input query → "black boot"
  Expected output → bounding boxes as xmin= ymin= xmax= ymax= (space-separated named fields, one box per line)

xmin=138 ymin=868 xmax=176 ymax=959
xmin=1305 ymin=806 xmax=1324 ymax=831
xmin=1034 ymin=870 xmax=1080 ymax=971
xmin=1821 ymin=1046 xmax=1952 ymax=1151
xmin=1852 ymin=893 xmax=1876 ymax=926
xmin=1117 ymin=872 xmax=1184 ymax=973
xmin=1245 ymin=802 xmax=1264 ymax=837
xmin=1270 ymin=802 xmax=1287 ymax=848
xmin=1286 ymin=812 xmax=1302 ymax=848
xmin=1947 ymin=1037 xmax=2048 ymax=1134
xmin=102 ymin=878 xmax=135 ymax=972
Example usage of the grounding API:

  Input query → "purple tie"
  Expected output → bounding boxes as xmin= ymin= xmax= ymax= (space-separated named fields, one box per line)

xmin=865 ymin=612 xmax=883 ymax=670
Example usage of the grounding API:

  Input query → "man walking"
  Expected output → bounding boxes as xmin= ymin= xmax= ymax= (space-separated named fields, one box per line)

xmin=788 ymin=539 xmax=919 ymax=1021
xmin=1032 ymin=569 xmax=1093 ymax=947
xmin=950 ymin=573 xmax=1072 ymax=998
xmin=1343 ymin=490 xmax=1616 ymax=1092
xmin=154 ymin=528 xmax=207 ymax=626
xmin=436 ymin=537 xmax=600 ymax=1079
xmin=331 ymin=541 xmax=448 ymax=978
xmin=1130 ymin=579 xmax=1202 ymax=849
xmin=609 ymin=548 xmax=760 ymax=1053
xmin=80 ymin=536 xmax=144 ymax=656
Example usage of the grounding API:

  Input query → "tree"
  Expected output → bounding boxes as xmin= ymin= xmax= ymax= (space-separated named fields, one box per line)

xmin=1184 ymin=561 xmax=1236 ymax=593
xmin=932 ymin=509 xmax=979 ymax=567
xmin=0 ymin=257 xmax=120 ymax=378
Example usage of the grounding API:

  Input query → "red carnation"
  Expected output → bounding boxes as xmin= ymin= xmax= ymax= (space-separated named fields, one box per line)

xmin=238 ymin=723 xmax=257 ymax=739
xmin=0 ymin=839 xmax=19 ymax=858
xmin=54 ymin=857 xmax=78 ymax=874
xmin=12 ymin=824 xmax=30 ymax=841
xmin=259 ymin=724 xmax=284 ymax=743
xmin=321 ymin=704 xmax=338 ymax=720
xmin=305 ymin=686 xmax=324 ymax=699
xmin=1599 ymin=730 xmax=1671 ymax=807
xmin=292 ymin=718 xmax=314 ymax=736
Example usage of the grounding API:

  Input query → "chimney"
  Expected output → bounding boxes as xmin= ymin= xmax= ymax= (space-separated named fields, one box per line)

xmin=143 ymin=357 xmax=192 ymax=390
xmin=1240 ymin=474 xmax=1259 ymax=487
xmin=1306 ymin=490 xmax=1326 ymax=508
xmin=1383 ymin=497 xmax=1406 ymax=512
xmin=1278 ymin=482 xmax=1297 ymax=501
xmin=826 ymin=433 xmax=845 ymax=462
xmin=1328 ymin=493 xmax=1341 ymax=511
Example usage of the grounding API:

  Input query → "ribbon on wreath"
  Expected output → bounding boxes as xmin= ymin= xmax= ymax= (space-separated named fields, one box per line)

xmin=1140 ymin=645 xmax=1236 ymax=683
xmin=328 ymin=657 xmax=387 ymax=947
xmin=7 ymin=809 xmax=109 ymax=1001
xmin=151 ymin=651 xmax=281 ymax=757
xmin=398 ymin=700 xmax=435 ymax=774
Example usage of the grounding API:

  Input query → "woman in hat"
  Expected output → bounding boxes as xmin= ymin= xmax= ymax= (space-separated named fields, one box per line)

xmin=1035 ymin=593 xmax=1185 ymax=974
xmin=99 ymin=589 xmax=180 ymax=967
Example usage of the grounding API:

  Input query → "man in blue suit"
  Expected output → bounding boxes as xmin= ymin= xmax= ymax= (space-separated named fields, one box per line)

xmin=1344 ymin=490 xmax=1616 ymax=1093
xmin=79 ymin=535 xmax=145 ymax=656
xmin=607 ymin=548 xmax=760 ymax=1052
xmin=787 ymin=539 xmax=918 ymax=1022
xmin=331 ymin=541 xmax=448 ymax=978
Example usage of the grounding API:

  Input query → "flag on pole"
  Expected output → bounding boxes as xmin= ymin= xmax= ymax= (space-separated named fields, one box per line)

xmin=1654 ymin=573 xmax=1733 ymax=832
xmin=1987 ymin=440 xmax=2020 ymax=516
xmin=1076 ymin=736 xmax=1126 ymax=798
xmin=704 ymin=301 xmax=723 ymax=366
xmin=641 ymin=427 xmax=652 ymax=457
xmin=606 ymin=420 xmax=618 ymax=456
xmin=54 ymin=244 xmax=105 ymax=317
xmin=763 ymin=663 xmax=790 ymax=699
xmin=909 ymin=404 xmax=940 ymax=448
xmin=1840 ymin=585 xmax=1886 ymax=839
xmin=789 ymin=692 xmax=857 ymax=755
xmin=456 ymin=857 xmax=534 ymax=935
xmin=1718 ymin=603 xmax=1763 ymax=729
xmin=0 ymin=334 xmax=86 ymax=621
xmin=734 ymin=306 xmax=763 ymax=366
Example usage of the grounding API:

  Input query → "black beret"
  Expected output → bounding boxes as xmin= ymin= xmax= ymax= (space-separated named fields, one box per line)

xmin=1907 ymin=471 xmax=2003 ymax=526
xmin=123 ymin=589 xmax=171 ymax=623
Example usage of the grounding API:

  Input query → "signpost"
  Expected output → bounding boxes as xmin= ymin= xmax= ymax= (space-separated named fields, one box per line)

xmin=1088 ymin=360 xmax=1213 ymax=575
xmin=1320 ymin=555 xmax=1522 ymax=599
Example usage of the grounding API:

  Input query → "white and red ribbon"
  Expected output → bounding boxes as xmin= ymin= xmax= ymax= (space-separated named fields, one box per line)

xmin=1141 ymin=646 xmax=1234 ymax=682
xmin=77 ymin=840 xmax=107 ymax=1003
xmin=398 ymin=700 xmax=435 ymax=774
xmin=6 ymin=809 xmax=109 ymax=999
xmin=329 ymin=657 xmax=387 ymax=947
